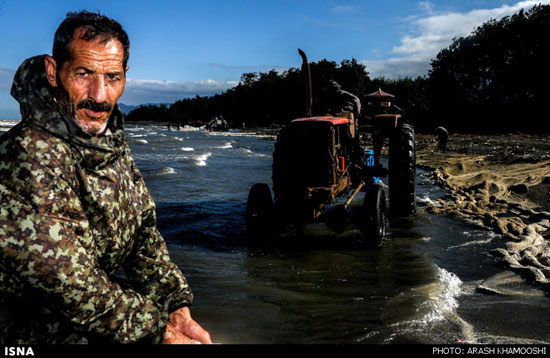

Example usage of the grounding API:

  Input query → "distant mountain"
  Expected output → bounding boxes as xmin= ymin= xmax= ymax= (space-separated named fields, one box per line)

xmin=118 ymin=103 xmax=138 ymax=114
xmin=118 ymin=103 xmax=169 ymax=114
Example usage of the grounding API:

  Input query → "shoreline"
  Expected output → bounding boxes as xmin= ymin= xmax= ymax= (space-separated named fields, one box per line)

xmin=416 ymin=133 xmax=550 ymax=295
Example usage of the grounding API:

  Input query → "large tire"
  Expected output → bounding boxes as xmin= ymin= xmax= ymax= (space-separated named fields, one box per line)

xmin=246 ymin=183 xmax=274 ymax=239
xmin=362 ymin=183 xmax=387 ymax=248
xmin=389 ymin=123 xmax=416 ymax=217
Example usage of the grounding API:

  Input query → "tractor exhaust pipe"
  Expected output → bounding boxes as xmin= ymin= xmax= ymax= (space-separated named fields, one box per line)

xmin=298 ymin=48 xmax=313 ymax=117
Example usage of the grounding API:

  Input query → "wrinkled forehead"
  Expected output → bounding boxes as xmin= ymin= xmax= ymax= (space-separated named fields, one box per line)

xmin=65 ymin=35 xmax=126 ymax=70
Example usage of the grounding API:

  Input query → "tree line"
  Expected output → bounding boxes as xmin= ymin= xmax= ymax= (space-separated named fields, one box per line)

xmin=127 ymin=4 xmax=550 ymax=134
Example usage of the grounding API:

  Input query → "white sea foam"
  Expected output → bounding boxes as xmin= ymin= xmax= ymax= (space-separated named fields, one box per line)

xmin=0 ymin=120 xmax=18 ymax=132
xmin=238 ymin=148 xmax=270 ymax=158
xmin=134 ymin=139 xmax=148 ymax=144
xmin=217 ymin=142 xmax=233 ymax=149
xmin=195 ymin=153 xmax=211 ymax=166
xmin=425 ymin=267 xmax=463 ymax=321
xmin=180 ymin=125 xmax=202 ymax=132
xmin=417 ymin=194 xmax=441 ymax=206
xmin=180 ymin=147 xmax=195 ymax=152
xmin=205 ymin=130 xmax=274 ymax=139
xmin=387 ymin=266 xmax=463 ymax=340
xmin=155 ymin=166 xmax=177 ymax=175
xmin=447 ymin=231 xmax=500 ymax=250
xmin=448 ymin=238 xmax=494 ymax=250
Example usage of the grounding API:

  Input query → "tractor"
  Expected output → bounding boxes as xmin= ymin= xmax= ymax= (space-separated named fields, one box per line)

xmin=246 ymin=50 xmax=416 ymax=247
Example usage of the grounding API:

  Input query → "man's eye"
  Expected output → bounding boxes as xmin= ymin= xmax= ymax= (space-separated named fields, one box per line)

xmin=76 ymin=72 xmax=88 ymax=77
xmin=107 ymin=74 xmax=120 ymax=81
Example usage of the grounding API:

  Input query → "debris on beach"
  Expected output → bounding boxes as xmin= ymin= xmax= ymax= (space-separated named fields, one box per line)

xmin=416 ymin=133 xmax=550 ymax=292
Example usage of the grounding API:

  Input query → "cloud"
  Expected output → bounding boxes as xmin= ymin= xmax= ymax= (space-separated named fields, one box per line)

xmin=363 ymin=56 xmax=431 ymax=79
xmin=365 ymin=0 xmax=550 ymax=78
xmin=418 ymin=1 xmax=435 ymax=15
xmin=393 ymin=0 xmax=550 ymax=56
xmin=120 ymin=78 xmax=238 ymax=105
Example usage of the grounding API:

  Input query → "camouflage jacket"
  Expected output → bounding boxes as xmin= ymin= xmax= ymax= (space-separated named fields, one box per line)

xmin=0 ymin=56 xmax=193 ymax=344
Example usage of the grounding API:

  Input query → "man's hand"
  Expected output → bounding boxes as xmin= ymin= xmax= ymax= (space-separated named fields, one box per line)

xmin=161 ymin=307 xmax=212 ymax=344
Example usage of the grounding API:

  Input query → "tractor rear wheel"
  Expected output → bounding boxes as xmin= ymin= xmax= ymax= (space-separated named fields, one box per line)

xmin=389 ymin=122 xmax=416 ymax=217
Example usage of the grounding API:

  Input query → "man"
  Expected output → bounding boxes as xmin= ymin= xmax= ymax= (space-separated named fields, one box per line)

xmin=0 ymin=11 xmax=211 ymax=344
xmin=435 ymin=126 xmax=449 ymax=152
xmin=328 ymin=80 xmax=361 ymax=121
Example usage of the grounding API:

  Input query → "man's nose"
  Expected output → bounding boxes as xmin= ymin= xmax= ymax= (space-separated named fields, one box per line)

xmin=88 ymin=75 xmax=108 ymax=104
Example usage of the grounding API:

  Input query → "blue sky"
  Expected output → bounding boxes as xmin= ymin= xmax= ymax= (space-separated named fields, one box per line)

xmin=1 ymin=0 xmax=549 ymax=118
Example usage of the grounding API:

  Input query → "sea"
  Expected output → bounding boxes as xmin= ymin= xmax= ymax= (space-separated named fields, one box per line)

xmin=1 ymin=119 xmax=549 ymax=345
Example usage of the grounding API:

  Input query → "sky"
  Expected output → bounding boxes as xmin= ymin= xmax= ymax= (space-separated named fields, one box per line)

xmin=1 ymin=0 xmax=549 ymax=118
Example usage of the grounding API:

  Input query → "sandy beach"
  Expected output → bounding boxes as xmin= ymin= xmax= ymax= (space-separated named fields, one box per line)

xmin=416 ymin=133 xmax=550 ymax=294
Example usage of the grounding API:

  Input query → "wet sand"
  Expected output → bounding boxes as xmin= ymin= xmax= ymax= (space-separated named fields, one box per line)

xmin=416 ymin=133 xmax=550 ymax=294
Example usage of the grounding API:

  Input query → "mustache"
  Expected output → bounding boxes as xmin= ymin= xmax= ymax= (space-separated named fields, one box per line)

xmin=77 ymin=99 xmax=112 ymax=113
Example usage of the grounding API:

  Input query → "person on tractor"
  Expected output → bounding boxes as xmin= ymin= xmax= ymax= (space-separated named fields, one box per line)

xmin=328 ymin=80 xmax=361 ymax=129
xmin=327 ymin=80 xmax=364 ymax=175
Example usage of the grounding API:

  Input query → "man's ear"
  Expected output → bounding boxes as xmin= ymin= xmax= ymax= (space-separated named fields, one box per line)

xmin=44 ymin=55 xmax=58 ymax=87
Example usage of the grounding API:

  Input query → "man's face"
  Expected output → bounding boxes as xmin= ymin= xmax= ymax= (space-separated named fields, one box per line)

xmin=45 ymin=34 xmax=127 ymax=135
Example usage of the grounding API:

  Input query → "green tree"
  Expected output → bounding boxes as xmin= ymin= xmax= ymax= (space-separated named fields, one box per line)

xmin=428 ymin=4 xmax=550 ymax=132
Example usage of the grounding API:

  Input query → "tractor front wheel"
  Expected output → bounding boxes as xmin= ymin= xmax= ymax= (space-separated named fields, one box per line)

xmin=246 ymin=183 xmax=274 ymax=241
xmin=362 ymin=183 xmax=387 ymax=248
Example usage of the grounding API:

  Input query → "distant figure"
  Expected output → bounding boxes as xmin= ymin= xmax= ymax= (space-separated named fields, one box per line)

xmin=435 ymin=126 xmax=449 ymax=152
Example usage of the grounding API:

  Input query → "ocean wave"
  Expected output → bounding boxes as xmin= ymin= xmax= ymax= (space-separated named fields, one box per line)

xmin=179 ymin=125 xmax=202 ymax=132
xmin=0 ymin=120 xmax=18 ymax=131
xmin=134 ymin=139 xmax=149 ymax=144
xmin=125 ymin=127 xmax=145 ymax=132
xmin=216 ymin=142 xmax=233 ymax=149
xmin=180 ymin=147 xmax=195 ymax=151
xmin=205 ymin=130 xmax=274 ymax=139
xmin=425 ymin=267 xmax=462 ymax=321
xmin=238 ymin=148 xmax=270 ymax=158
xmin=154 ymin=166 xmax=177 ymax=175
xmin=447 ymin=231 xmax=500 ymax=250
xmin=195 ymin=152 xmax=212 ymax=166
xmin=417 ymin=194 xmax=441 ymax=207
xmin=386 ymin=266 xmax=464 ymax=341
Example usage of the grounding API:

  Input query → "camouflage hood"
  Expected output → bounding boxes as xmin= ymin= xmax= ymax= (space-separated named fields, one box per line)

xmin=10 ymin=55 xmax=126 ymax=170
